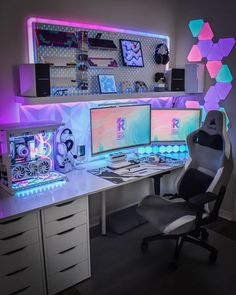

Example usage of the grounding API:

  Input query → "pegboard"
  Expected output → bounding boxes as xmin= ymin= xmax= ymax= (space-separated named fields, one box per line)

xmin=33 ymin=22 xmax=168 ymax=96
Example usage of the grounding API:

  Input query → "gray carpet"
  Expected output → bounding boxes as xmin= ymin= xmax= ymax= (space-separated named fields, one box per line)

xmin=74 ymin=223 xmax=236 ymax=295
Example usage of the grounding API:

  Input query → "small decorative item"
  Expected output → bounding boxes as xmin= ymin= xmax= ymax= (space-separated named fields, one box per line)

xmin=154 ymin=72 xmax=166 ymax=92
xmin=77 ymin=31 xmax=89 ymax=91
xmin=135 ymin=81 xmax=148 ymax=93
xmin=120 ymin=81 xmax=134 ymax=93
xmin=120 ymin=39 xmax=144 ymax=67
xmin=98 ymin=74 xmax=117 ymax=94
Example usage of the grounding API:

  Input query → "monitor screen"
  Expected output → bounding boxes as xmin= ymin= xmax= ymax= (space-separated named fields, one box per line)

xmin=90 ymin=105 xmax=151 ymax=155
xmin=120 ymin=39 xmax=144 ymax=67
xmin=151 ymin=109 xmax=201 ymax=142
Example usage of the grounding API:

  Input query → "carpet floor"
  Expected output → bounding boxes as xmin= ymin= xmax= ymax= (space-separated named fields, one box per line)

xmin=70 ymin=223 xmax=236 ymax=295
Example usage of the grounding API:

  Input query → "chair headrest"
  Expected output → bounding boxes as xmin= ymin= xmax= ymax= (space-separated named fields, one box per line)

xmin=201 ymin=110 xmax=226 ymax=135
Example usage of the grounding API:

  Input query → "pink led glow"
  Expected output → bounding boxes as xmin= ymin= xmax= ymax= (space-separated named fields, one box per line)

xmin=27 ymin=17 xmax=169 ymax=63
xmin=198 ymin=23 xmax=214 ymax=41
xmin=206 ymin=61 xmax=222 ymax=78
xmin=187 ymin=45 xmax=202 ymax=62
xmin=185 ymin=101 xmax=200 ymax=108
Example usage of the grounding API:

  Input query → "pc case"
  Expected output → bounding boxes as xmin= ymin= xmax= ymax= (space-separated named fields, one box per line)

xmin=0 ymin=121 xmax=66 ymax=194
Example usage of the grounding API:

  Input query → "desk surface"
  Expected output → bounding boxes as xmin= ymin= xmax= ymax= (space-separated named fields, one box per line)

xmin=0 ymin=160 xmax=184 ymax=220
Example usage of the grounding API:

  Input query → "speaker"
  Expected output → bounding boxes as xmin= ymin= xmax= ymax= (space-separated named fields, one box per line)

xmin=165 ymin=68 xmax=185 ymax=91
xmin=19 ymin=64 xmax=50 ymax=97
xmin=185 ymin=63 xmax=205 ymax=93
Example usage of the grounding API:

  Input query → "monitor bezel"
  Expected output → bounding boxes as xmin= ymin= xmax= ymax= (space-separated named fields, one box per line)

xmin=119 ymin=39 xmax=144 ymax=68
xmin=90 ymin=104 xmax=151 ymax=156
xmin=98 ymin=74 xmax=117 ymax=94
xmin=151 ymin=108 xmax=202 ymax=143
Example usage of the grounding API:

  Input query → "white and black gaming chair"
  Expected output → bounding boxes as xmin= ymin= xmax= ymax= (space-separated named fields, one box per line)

xmin=137 ymin=110 xmax=233 ymax=269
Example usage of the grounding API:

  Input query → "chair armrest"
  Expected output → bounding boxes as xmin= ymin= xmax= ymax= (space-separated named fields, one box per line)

xmin=188 ymin=192 xmax=218 ymax=207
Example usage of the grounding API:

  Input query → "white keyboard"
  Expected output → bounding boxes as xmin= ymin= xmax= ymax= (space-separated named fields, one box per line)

xmin=107 ymin=161 xmax=133 ymax=170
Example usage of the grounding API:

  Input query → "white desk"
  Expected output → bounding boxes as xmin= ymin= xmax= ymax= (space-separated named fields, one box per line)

xmin=0 ymin=160 xmax=184 ymax=232
xmin=0 ymin=160 xmax=183 ymax=294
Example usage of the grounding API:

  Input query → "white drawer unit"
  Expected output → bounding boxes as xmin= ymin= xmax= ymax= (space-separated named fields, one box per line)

xmin=41 ymin=196 xmax=91 ymax=294
xmin=0 ymin=211 xmax=46 ymax=295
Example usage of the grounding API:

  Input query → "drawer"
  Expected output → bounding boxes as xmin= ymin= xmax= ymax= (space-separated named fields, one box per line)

xmin=0 ymin=212 xmax=39 ymax=240
xmin=44 ymin=211 xmax=87 ymax=238
xmin=0 ymin=262 xmax=43 ymax=295
xmin=48 ymin=260 xmax=90 ymax=295
xmin=45 ymin=224 xmax=87 ymax=257
xmin=0 ymin=242 xmax=41 ymax=277
xmin=43 ymin=197 xmax=87 ymax=223
xmin=0 ymin=228 xmax=39 ymax=255
xmin=5 ymin=280 xmax=46 ymax=295
xmin=47 ymin=242 xmax=88 ymax=275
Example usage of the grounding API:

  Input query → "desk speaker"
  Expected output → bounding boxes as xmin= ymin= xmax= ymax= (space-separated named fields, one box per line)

xmin=166 ymin=68 xmax=185 ymax=91
xmin=19 ymin=64 xmax=50 ymax=97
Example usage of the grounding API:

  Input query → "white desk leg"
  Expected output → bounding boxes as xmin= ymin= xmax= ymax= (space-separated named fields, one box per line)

xmin=101 ymin=191 xmax=106 ymax=235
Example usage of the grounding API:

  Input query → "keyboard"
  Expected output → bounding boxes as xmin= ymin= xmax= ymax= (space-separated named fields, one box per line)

xmin=107 ymin=161 xmax=133 ymax=170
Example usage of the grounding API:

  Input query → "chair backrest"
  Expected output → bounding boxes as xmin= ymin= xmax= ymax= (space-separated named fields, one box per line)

xmin=176 ymin=110 xmax=233 ymax=206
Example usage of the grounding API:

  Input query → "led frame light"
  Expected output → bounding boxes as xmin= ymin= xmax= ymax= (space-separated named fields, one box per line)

xmin=27 ymin=17 xmax=170 ymax=66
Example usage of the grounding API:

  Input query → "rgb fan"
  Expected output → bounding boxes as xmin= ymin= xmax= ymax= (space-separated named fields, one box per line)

xmin=25 ymin=162 xmax=38 ymax=177
xmin=38 ymin=159 xmax=51 ymax=175
xmin=12 ymin=165 xmax=25 ymax=180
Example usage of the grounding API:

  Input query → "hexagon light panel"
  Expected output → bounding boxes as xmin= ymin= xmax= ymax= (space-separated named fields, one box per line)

xmin=187 ymin=19 xmax=235 ymax=119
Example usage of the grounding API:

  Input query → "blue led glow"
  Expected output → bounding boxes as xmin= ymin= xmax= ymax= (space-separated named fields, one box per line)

xmin=152 ymin=146 xmax=159 ymax=154
xmin=16 ymin=179 xmax=66 ymax=197
xmin=173 ymin=145 xmax=180 ymax=153
xmin=159 ymin=146 xmax=166 ymax=153
xmin=145 ymin=146 xmax=152 ymax=154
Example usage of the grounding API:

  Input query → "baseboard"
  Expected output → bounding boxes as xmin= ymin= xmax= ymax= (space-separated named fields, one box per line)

xmin=219 ymin=209 xmax=233 ymax=221
xmin=90 ymin=201 xmax=140 ymax=228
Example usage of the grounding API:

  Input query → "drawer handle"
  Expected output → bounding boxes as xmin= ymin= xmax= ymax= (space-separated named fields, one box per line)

xmin=10 ymin=285 xmax=31 ymax=295
xmin=56 ymin=200 xmax=74 ymax=207
xmin=58 ymin=246 xmax=76 ymax=254
xmin=60 ymin=264 xmax=77 ymax=273
xmin=57 ymin=227 xmax=76 ymax=236
xmin=0 ymin=216 xmax=23 ymax=225
xmin=3 ymin=246 xmax=27 ymax=256
xmin=56 ymin=214 xmax=75 ymax=222
xmin=1 ymin=231 xmax=25 ymax=241
xmin=6 ymin=266 xmax=29 ymax=277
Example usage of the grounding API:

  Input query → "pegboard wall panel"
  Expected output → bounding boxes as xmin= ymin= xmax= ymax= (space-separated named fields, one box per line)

xmin=34 ymin=23 xmax=167 ymax=96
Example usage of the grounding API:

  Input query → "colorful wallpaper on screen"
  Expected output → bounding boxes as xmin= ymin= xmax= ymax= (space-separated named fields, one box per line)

xmin=91 ymin=105 xmax=150 ymax=154
xmin=151 ymin=109 xmax=201 ymax=142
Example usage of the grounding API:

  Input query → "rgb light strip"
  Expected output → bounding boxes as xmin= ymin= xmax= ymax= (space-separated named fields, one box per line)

xmin=187 ymin=19 xmax=235 ymax=114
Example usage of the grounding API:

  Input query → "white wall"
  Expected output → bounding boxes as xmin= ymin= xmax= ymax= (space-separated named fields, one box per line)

xmin=0 ymin=0 xmax=178 ymax=221
xmin=175 ymin=0 xmax=236 ymax=220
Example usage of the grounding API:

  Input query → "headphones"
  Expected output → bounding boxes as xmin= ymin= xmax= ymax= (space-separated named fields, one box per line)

xmin=154 ymin=43 xmax=170 ymax=65
xmin=55 ymin=127 xmax=77 ymax=172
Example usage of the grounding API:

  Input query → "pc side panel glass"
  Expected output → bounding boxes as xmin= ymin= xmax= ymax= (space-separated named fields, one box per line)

xmin=91 ymin=105 xmax=151 ymax=155
xmin=151 ymin=109 xmax=201 ymax=142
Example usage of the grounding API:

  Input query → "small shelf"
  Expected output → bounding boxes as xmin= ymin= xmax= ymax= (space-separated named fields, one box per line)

xmin=16 ymin=91 xmax=190 ymax=106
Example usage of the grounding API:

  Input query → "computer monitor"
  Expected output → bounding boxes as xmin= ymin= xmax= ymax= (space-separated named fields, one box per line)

xmin=90 ymin=104 xmax=151 ymax=155
xmin=151 ymin=108 xmax=201 ymax=142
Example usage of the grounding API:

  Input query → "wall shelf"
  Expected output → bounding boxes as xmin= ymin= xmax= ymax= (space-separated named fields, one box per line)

xmin=16 ymin=91 xmax=189 ymax=106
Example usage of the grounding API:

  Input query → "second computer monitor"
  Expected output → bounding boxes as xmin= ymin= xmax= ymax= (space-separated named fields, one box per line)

xmin=90 ymin=104 xmax=151 ymax=155
xmin=151 ymin=108 xmax=201 ymax=142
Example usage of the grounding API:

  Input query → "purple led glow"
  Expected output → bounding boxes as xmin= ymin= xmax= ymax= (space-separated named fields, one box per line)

xmin=187 ymin=45 xmax=202 ymax=62
xmin=198 ymin=22 xmax=214 ymax=40
xmin=197 ymin=40 xmax=213 ymax=57
xmin=206 ymin=61 xmax=222 ymax=78
xmin=207 ymin=44 xmax=224 ymax=61
xmin=204 ymin=102 xmax=219 ymax=113
xmin=204 ymin=86 xmax=220 ymax=103
xmin=215 ymin=82 xmax=232 ymax=100
xmin=27 ymin=17 xmax=169 ymax=64
xmin=218 ymin=38 xmax=235 ymax=57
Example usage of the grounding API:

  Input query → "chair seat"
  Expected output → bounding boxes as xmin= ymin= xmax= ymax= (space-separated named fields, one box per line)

xmin=137 ymin=195 xmax=206 ymax=235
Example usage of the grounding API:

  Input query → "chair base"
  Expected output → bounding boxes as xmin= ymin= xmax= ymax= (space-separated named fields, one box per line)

xmin=141 ymin=228 xmax=217 ymax=270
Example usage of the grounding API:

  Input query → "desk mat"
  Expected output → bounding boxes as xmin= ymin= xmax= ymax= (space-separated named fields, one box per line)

xmin=88 ymin=163 xmax=173 ymax=184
